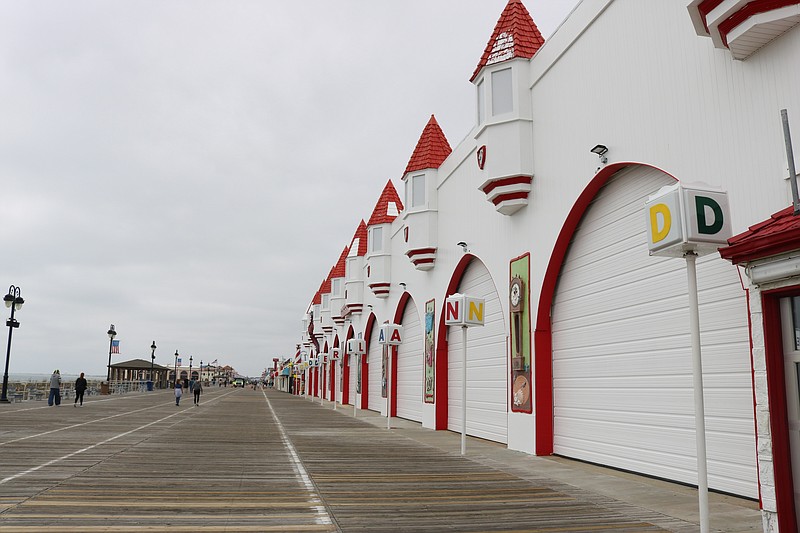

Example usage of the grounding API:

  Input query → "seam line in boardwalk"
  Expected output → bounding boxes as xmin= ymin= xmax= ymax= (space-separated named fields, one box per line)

xmin=0 ymin=407 xmax=187 ymax=485
xmin=263 ymin=390 xmax=338 ymax=531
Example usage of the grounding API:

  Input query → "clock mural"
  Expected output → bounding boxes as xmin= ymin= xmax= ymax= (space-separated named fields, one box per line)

xmin=509 ymin=253 xmax=532 ymax=413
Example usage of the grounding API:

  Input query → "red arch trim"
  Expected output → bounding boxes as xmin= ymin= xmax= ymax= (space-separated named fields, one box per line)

xmin=362 ymin=313 xmax=377 ymax=409
xmin=342 ymin=325 xmax=355 ymax=405
xmin=389 ymin=291 xmax=413 ymax=418
xmin=533 ymin=162 xmax=677 ymax=455
xmin=435 ymin=253 xmax=477 ymax=429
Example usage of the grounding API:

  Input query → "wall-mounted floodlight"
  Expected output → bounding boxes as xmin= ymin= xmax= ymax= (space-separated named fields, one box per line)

xmin=591 ymin=144 xmax=608 ymax=165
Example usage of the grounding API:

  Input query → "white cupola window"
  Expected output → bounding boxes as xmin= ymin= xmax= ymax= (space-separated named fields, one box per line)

xmin=369 ymin=226 xmax=383 ymax=253
xmin=406 ymin=174 xmax=426 ymax=209
xmin=332 ymin=278 xmax=342 ymax=297
xmin=477 ymin=78 xmax=486 ymax=125
xmin=322 ymin=293 xmax=330 ymax=310
xmin=491 ymin=67 xmax=513 ymax=116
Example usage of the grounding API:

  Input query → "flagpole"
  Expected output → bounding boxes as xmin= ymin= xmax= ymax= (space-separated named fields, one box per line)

xmin=106 ymin=324 xmax=116 ymax=383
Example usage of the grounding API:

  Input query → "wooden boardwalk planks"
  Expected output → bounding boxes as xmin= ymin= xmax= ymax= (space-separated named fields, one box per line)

xmin=0 ymin=389 xmax=671 ymax=532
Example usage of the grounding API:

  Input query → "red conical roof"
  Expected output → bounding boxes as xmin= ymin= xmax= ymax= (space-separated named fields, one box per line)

xmin=404 ymin=115 xmax=452 ymax=175
xmin=470 ymin=0 xmax=545 ymax=82
xmin=331 ymin=246 xmax=349 ymax=278
xmin=348 ymin=220 xmax=368 ymax=257
xmin=367 ymin=180 xmax=403 ymax=226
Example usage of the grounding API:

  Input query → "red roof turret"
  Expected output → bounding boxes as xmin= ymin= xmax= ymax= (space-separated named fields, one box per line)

xmin=470 ymin=0 xmax=545 ymax=82
xmin=404 ymin=115 xmax=452 ymax=175
xmin=349 ymin=220 xmax=368 ymax=257
xmin=331 ymin=246 xmax=349 ymax=278
xmin=367 ymin=180 xmax=403 ymax=226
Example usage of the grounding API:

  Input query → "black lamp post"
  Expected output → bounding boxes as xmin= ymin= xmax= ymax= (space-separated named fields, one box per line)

xmin=1 ymin=285 xmax=24 ymax=403
xmin=150 ymin=341 xmax=156 ymax=384
xmin=174 ymin=350 xmax=179 ymax=388
xmin=106 ymin=324 xmax=116 ymax=382
xmin=189 ymin=355 xmax=193 ymax=383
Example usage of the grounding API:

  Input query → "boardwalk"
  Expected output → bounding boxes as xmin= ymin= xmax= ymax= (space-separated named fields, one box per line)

xmin=0 ymin=388 xmax=760 ymax=532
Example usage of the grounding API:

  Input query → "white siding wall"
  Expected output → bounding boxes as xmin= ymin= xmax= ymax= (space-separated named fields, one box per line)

xmin=368 ymin=324 xmax=384 ymax=413
xmin=396 ymin=299 xmax=423 ymax=422
xmin=447 ymin=260 xmax=508 ymax=443
xmin=551 ymin=166 xmax=757 ymax=498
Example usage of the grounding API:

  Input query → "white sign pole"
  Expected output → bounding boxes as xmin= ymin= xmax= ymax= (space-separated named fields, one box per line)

xmin=461 ymin=325 xmax=468 ymax=455
xmin=333 ymin=355 xmax=337 ymax=411
xmin=354 ymin=353 xmax=360 ymax=418
xmin=686 ymin=251 xmax=709 ymax=533
xmin=645 ymin=183 xmax=731 ymax=533
xmin=386 ymin=344 xmax=392 ymax=430
xmin=317 ymin=359 xmax=328 ymax=405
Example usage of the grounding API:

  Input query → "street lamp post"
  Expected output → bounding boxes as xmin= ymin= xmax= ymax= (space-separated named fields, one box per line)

xmin=150 ymin=341 xmax=157 ymax=386
xmin=174 ymin=350 xmax=179 ymax=388
xmin=200 ymin=360 xmax=203 ymax=384
xmin=189 ymin=355 xmax=193 ymax=384
xmin=1 ymin=285 xmax=24 ymax=403
xmin=106 ymin=324 xmax=116 ymax=382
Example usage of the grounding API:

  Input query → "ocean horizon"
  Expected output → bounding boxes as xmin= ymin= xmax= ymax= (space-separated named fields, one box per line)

xmin=7 ymin=373 xmax=107 ymax=382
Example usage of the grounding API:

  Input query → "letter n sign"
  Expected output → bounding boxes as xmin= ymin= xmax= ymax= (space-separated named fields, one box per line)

xmin=379 ymin=324 xmax=403 ymax=345
xmin=445 ymin=293 xmax=486 ymax=327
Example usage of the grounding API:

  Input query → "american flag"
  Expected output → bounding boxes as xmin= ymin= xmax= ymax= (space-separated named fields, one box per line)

xmin=111 ymin=339 xmax=120 ymax=354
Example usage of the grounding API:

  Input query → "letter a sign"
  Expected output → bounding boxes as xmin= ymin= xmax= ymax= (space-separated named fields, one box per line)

xmin=378 ymin=323 xmax=403 ymax=346
xmin=445 ymin=293 xmax=485 ymax=327
xmin=645 ymin=182 xmax=731 ymax=258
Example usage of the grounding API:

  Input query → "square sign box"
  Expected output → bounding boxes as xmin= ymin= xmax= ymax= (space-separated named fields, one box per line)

xmin=347 ymin=338 xmax=366 ymax=355
xmin=378 ymin=324 xmax=403 ymax=345
xmin=645 ymin=182 xmax=732 ymax=258
xmin=445 ymin=293 xmax=486 ymax=327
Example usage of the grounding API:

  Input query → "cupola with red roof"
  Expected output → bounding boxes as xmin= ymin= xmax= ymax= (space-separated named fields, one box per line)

xmin=344 ymin=220 xmax=368 ymax=316
xmin=470 ymin=0 xmax=545 ymax=83
xmin=329 ymin=246 xmax=349 ymax=327
xmin=473 ymin=0 xmax=541 ymax=216
xmin=402 ymin=115 xmax=451 ymax=271
xmin=366 ymin=180 xmax=403 ymax=298
xmin=688 ymin=1 xmax=800 ymax=60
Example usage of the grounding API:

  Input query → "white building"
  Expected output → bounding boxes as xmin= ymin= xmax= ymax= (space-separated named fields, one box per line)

xmin=295 ymin=1 xmax=800 ymax=530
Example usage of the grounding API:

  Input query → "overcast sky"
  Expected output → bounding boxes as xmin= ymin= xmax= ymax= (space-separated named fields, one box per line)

xmin=0 ymin=0 xmax=578 ymax=378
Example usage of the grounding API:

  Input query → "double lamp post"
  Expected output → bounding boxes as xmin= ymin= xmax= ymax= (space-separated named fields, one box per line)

xmin=1 ymin=285 xmax=24 ymax=403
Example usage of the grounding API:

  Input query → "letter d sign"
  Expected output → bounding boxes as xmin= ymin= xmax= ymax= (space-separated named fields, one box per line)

xmin=684 ymin=189 xmax=731 ymax=244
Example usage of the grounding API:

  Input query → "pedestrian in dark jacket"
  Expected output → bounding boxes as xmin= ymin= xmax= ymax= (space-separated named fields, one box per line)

xmin=74 ymin=372 xmax=87 ymax=407
xmin=192 ymin=380 xmax=202 ymax=406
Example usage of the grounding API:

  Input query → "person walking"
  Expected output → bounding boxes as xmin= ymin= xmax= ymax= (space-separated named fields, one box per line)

xmin=192 ymin=379 xmax=202 ymax=406
xmin=74 ymin=372 xmax=87 ymax=407
xmin=47 ymin=369 xmax=62 ymax=406
xmin=174 ymin=382 xmax=182 ymax=406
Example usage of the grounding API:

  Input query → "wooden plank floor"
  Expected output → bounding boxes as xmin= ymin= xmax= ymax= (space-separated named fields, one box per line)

xmin=0 ymin=388 xmax=671 ymax=532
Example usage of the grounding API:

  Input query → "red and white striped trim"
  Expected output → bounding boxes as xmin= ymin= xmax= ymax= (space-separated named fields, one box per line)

xmin=478 ymin=175 xmax=533 ymax=216
xmin=688 ymin=0 xmax=800 ymax=59
xmin=406 ymin=247 xmax=437 ymax=271
xmin=368 ymin=282 xmax=391 ymax=298
xmin=343 ymin=303 xmax=363 ymax=316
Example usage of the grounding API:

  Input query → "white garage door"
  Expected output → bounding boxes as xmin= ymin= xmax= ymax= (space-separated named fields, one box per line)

xmin=448 ymin=260 xmax=507 ymax=443
xmin=396 ymin=299 xmax=423 ymax=422
xmin=551 ymin=166 xmax=757 ymax=498
xmin=348 ymin=348 xmax=357 ymax=405
xmin=368 ymin=324 xmax=384 ymax=413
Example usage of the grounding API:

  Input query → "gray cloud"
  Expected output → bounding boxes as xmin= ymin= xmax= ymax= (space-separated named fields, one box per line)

xmin=0 ymin=0 xmax=575 ymax=376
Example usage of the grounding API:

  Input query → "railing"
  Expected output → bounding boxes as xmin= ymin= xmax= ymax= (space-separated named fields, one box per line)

xmin=109 ymin=380 xmax=159 ymax=394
